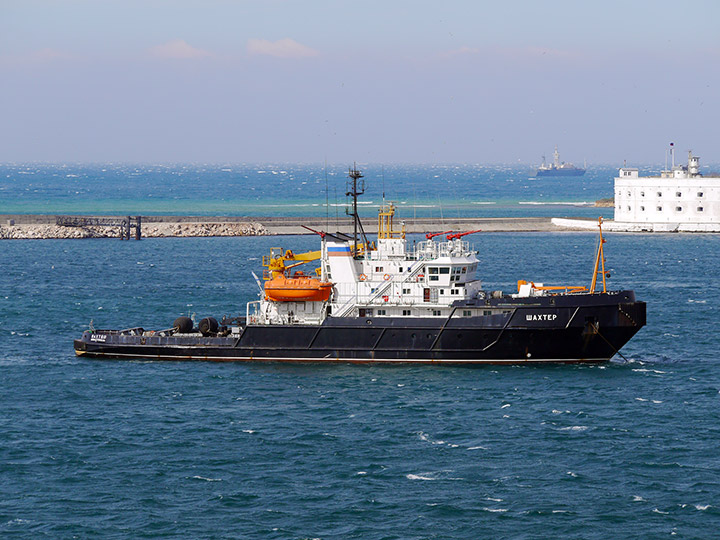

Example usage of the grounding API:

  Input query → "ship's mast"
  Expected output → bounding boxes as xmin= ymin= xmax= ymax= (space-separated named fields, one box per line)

xmin=553 ymin=145 xmax=560 ymax=167
xmin=346 ymin=164 xmax=367 ymax=256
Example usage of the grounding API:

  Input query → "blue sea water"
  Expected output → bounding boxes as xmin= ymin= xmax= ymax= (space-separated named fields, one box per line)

xmin=2 ymin=226 xmax=720 ymax=538
xmin=0 ymin=162 xmax=624 ymax=219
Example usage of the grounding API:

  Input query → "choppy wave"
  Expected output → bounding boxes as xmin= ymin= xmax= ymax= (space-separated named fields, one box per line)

xmin=2 ymin=217 xmax=720 ymax=537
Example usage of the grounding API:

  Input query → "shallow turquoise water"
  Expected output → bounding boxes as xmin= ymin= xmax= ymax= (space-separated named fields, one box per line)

xmin=0 ymin=163 xmax=620 ymax=219
xmin=2 ymin=232 xmax=719 ymax=538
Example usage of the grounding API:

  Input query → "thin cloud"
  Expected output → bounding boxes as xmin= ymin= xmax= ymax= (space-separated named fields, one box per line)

xmin=524 ymin=46 xmax=576 ymax=58
xmin=505 ymin=46 xmax=577 ymax=59
xmin=436 ymin=45 xmax=577 ymax=61
xmin=30 ymin=48 xmax=73 ymax=61
xmin=247 ymin=38 xmax=319 ymax=58
xmin=439 ymin=46 xmax=482 ymax=58
xmin=149 ymin=39 xmax=211 ymax=59
xmin=0 ymin=48 xmax=73 ymax=65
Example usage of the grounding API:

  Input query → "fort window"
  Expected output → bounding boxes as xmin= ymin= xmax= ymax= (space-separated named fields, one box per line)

xmin=657 ymin=206 xmax=663 ymax=211
xmin=657 ymin=192 xmax=662 ymax=197
xmin=698 ymin=207 xmax=704 ymax=212
xmin=676 ymin=207 xmax=682 ymax=212
xmin=640 ymin=206 xmax=645 ymax=211
xmin=698 ymin=192 xmax=704 ymax=197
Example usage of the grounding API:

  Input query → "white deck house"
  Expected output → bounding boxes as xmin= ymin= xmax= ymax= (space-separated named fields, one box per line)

xmin=613 ymin=152 xmax=720 ymax=232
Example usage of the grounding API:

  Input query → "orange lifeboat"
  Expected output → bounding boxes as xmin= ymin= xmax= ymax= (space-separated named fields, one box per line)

xmin=264 ymin=273 xmax=333 ymax=302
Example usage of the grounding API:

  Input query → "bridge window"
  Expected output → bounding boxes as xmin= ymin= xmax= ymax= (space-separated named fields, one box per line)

xmin=432 ymin=310 xmax=442 ymax=316
xmin=483 ymin=310 xmax=492 ymax=316
xmin=402 ymin=288 xmax=411 ymax=294
xmin=402 ymin=310 xmax=411 ymax=316
xmin=375 ymin=266 xmax=383 ymax=272
xmin=462 ymin=310 xmax=472 ymax=317
xmin=439 ymin=267 xmax=450 ymax=274
xmin=377 ymin=309 xmax=386 ymax=316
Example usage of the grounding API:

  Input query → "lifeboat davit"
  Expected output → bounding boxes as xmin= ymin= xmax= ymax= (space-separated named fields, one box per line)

xmin=264 ymin=274 xmax=333 ymax=302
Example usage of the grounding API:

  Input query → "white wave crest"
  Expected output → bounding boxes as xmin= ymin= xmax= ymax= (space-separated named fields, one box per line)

xmin=407 ymin=473 xmax=436 ymax=481
xmin=191 ymin=475 xmax=222 ymax=482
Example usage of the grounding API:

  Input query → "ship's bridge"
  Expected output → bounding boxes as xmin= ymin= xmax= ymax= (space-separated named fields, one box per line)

xmin=415 ymin=238 xmax=473 ymax=260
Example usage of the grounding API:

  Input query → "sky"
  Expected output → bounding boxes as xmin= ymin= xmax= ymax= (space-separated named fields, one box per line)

xmin=1 ymin=0 xmax=719 ymax=164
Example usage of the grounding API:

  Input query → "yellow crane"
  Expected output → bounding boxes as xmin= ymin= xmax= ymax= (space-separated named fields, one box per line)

xmin=262 ymin=248 xmax=322 ymax=280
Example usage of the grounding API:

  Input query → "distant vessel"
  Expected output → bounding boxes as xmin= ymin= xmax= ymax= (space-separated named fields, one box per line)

xmin=534 ymin=146 xmax=586 ymax=177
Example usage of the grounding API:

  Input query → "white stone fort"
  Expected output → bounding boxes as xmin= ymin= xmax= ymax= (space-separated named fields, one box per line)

xmin=613 ymin=150 xmax=720 ymax=232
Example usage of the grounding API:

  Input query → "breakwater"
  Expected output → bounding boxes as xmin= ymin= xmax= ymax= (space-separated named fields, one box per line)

xmin=0 ymin=214 xmax=589 ymax=239
xmin=0 ymin=215 xmax=268 ymax=239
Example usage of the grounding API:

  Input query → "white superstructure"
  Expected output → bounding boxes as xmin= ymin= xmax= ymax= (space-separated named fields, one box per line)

xmin=614 ymin=150 xmax=720 ymax=232
xmin=247 ymin=203 xmax=484 ymax=325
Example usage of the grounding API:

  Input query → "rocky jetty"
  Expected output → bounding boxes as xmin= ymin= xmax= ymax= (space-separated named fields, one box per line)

xmin=0 ymin=222 xmax=267 ymax=240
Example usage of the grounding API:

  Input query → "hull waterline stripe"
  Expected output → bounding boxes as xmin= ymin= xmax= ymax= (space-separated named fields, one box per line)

xmin=76 ymin=350 xmax=609 ymax=364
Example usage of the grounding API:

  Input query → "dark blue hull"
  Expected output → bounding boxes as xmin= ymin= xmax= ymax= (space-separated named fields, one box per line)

xmin=74 ymin=292 xmax=646 ymax=365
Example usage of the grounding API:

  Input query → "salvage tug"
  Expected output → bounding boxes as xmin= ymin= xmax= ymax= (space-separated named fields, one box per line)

xmin=75 ymin=167 xmax=645 ymax=364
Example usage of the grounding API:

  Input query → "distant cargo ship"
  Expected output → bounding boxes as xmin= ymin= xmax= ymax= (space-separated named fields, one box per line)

xmin=534 ymin=146 xmax=586 ymax=177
